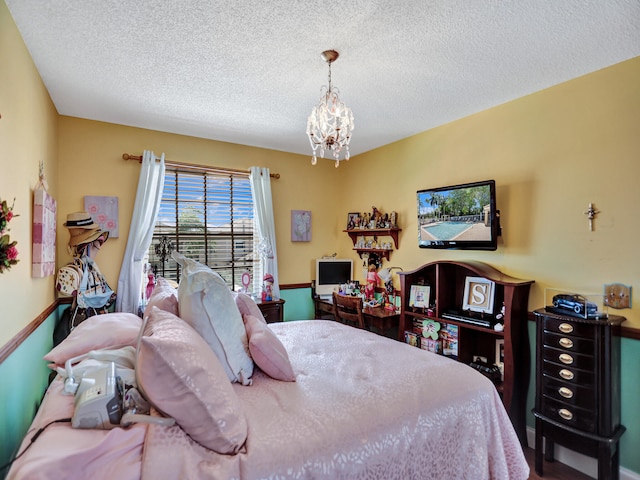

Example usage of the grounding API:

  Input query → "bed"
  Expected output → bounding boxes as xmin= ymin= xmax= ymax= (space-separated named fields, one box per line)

xmin=6 ymin=259 xmax=529 ymax=480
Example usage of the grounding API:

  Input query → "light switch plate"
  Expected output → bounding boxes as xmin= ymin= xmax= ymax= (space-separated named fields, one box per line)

xmin=603 ymin=283 xmax=631 ymax=309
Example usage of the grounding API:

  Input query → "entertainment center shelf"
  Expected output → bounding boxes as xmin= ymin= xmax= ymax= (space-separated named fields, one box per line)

xmin=398 ymin=260 xmax=533 ymax=445
xmin=343 ymin=228 xmax=401 ymax=261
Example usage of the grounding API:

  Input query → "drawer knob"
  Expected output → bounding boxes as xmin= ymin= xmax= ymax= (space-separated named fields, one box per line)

xmin=558 ymin=323 xmax=574 ymax=334
xmin=559 ymin=387 xmax=574 ymax=399
xmin=559 ymin=337 xmax=574 ymax=349
xmin=559 ymin=369 xmax=575 ymax=380
xmin=559 ymin=353 xmax=574 ymax=365
xmin=558 ymin=408 xmax=574 ymax=421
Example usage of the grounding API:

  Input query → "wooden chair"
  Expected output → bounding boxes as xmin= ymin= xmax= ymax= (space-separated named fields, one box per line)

xmin=332 ymin=292 xmax=366 ymax=330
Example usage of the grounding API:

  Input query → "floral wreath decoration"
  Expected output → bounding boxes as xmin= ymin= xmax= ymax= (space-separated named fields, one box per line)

xmin=422 ymin=319 xmax=441 ymax=340
xmin=0 ymin=197 xmax=19 ymax=273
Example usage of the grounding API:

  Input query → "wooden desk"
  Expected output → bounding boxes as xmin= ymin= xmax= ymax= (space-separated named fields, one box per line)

xmin=313 ymin=297 xmax=400 ymax=339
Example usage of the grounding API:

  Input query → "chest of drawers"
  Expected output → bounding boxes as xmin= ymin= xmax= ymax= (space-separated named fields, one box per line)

xmin=532 ymin=309 xmax=625 ymax=480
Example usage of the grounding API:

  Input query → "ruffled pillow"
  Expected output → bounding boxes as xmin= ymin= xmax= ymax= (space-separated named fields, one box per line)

xmin=44 ymin=312 xmax=142 ymax=366
xmin=173 ymin=252 xmax=253 ymax=384
xmin=136 ymin=306 xmax=248 ymax=454
xmin=145 ymin=276 xmax=178 ymax=317
xmin=244 ymin=314 xmax=295 ymax=382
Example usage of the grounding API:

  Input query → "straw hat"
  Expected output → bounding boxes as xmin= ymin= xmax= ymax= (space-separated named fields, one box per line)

xmin=64 ymin=212 xmax=109 ymax=247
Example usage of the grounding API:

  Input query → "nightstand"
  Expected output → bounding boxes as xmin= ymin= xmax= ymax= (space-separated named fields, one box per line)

xmin=255 ymin=298 xmax=285 ymax=323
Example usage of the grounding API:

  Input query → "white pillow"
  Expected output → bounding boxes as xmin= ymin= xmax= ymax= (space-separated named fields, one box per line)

xmin=173 ymin=251 xmax=253 ymax=384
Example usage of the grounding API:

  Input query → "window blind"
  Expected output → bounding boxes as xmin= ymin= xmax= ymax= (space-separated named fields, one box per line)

xmin=147 ymin=166 xmax=259 ymax=292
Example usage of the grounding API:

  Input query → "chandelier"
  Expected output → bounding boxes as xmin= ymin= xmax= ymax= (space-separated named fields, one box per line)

xmin=306 ymin=50 xmax=354 ymax=168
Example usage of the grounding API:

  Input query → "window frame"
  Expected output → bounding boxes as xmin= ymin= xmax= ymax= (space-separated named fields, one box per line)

xmin=146 ymin=164 xmax=260 ymax=293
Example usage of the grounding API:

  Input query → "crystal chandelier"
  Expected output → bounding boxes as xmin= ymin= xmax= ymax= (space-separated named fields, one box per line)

xmin=306 ymin=50 xmax=354 ymax=168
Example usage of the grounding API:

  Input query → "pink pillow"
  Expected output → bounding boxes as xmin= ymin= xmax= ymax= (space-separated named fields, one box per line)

xmin=145 ymin=276 xmax=178 ymax=317
xmin=136 ymin=307 xmax=248 ymax=454
xmin=244 ymin=314 xmax=295 ymax=382
xmin=44 ymin=312 xmax=142 ymax=366
xmin=233 ymin=292 xmax=265 ymax=321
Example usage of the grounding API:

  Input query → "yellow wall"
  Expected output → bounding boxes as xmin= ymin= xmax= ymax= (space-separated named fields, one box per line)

xmin=2 ymin=0 xmax=639 ymax=351
xmin=337 ymin=56 xmax=640 ymax=328
xmin=58 ymin=57 xmax=640 ymax=329
xmin=0 ymin=0 xmax=59 ymax=347
xmin=56 ymin=117 xmax=342 ymax=291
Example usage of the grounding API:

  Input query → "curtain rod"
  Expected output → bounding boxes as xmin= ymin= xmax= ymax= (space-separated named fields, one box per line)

xmin=122 ymin=153 xmax=280 ymax=179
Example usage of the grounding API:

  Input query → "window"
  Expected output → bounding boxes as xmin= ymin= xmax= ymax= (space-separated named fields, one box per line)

xmin=147 ymin=166 xmax=260 ymax=292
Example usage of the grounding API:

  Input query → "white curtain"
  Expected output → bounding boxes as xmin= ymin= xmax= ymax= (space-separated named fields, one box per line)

xmin=249 ymin=166 xmax=279 ymax=299
xmin=116 ymin=150 xmax=165 ymax=314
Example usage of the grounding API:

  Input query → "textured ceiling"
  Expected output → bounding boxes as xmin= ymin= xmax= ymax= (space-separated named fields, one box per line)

xmin=6 ymin=1 xmax=640 ymax=159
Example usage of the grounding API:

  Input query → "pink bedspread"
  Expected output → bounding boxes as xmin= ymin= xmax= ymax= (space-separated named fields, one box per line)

xmin=142 ymin=320 xmax=529 ymax=480
xmin=8 ymin=320 xmax=529 ymax=480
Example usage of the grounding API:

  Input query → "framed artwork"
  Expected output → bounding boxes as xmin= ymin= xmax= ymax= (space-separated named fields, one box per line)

xmin=409 ymin=284 xmax=430 ymax=308
xmin=462 ymin=276 xmax=495 ymax=313
xmin=32 ymin=188 xmax=57 ymax=277
xmin=291 ymin=210 xmax=311 ymax=242
xmin=84 ymin=195 xmax=119 ymax=238
xmin=346 ymin=212 xmax=360 ymax=230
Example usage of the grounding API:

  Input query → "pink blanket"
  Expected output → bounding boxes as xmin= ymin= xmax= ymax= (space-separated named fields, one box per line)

xmin=9 ymin=320 xmax=528 ymax=479
xmin=142 ymin=321 xmax=529 ymax=479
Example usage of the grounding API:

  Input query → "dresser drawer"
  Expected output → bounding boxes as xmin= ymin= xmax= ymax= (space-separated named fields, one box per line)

xmin=543 ymin=331 xmax=594 ymax=354
xmin=543 ymin=316 xmax=594 ymax=339
xmin=542 ymin=361 xmax=593 ymax=386
xmin=542 ymin=346 xmax=593 ymax=370
xmin=542 ymin=375 xmax=595 ymax=410
xmin=542 ymin=396 xmax=595 ymax=433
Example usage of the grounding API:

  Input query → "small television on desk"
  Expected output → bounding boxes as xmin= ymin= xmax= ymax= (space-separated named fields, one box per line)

xmin=315 ymin=258 xmax=353 ymax=298
xmin=417 ymin=179 xmax=499 ymax=251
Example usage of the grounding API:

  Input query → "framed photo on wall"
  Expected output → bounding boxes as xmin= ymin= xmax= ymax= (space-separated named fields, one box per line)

xmin=462 ymin=276 xmax=495 ymax=313
xmin=291 ymin=210 xmax=311 ymax=242
xmin=84 ymin=195 xmax=119 ymax=238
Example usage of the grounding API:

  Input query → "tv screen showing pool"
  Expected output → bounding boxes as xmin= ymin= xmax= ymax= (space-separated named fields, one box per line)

xmin=417 ymin=180 xmax=497 ymax=250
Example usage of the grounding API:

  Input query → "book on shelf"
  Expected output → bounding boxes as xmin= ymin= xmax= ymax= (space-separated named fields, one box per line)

xmin=404 ymin=331 xmax=420 ymax=348
xmin=440 ymin=323 xmax=459 ymax=358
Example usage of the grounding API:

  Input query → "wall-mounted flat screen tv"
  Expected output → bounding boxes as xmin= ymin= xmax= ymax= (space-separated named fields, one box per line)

xmin=417 ymin=179 xmax=498 ymax=250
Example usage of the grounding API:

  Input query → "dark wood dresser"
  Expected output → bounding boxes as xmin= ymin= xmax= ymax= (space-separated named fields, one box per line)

xmin=256 ymin=298 xmax=285 ymax=323
xmin=533 ymin=308 xmax=626 ymax=480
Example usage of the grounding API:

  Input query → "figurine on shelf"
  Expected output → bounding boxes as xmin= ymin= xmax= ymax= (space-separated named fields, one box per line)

xmin=494 ymin=302 xmax=505 ymax=332
xmin=390 ymin=211 xmax=397 ymax=229
xmin=365 ymin=264 xmax=380 ymax=300
xmin=371 ymin=206 xmax=382 ymax=227
xmin=262 ymin=273 xmax=274 ymax=301
xmin=362 ymin=212 xmax=370 ymax=229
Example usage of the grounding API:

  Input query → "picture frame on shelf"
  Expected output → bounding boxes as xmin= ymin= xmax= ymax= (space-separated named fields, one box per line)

xmin=409 ymin=284 xmax=430 ymax=309
xmin=462 ymin=276 xmax=495 ymax=314
xmin=346 ymin=212 xmax=360 ymax=230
